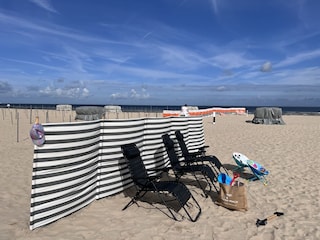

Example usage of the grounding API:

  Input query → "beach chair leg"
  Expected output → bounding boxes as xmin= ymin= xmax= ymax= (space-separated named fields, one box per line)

xmin=249 ymin=176 xmax=257 ymax=182
xmin=261 ymin=176 xmax=268 ymax=185
xmin=122 ymin=190 xmax=147 ymax=210
xmin=122 ymin=198 xmax=136 ymax=211
xmin=249 ymin=175 xmax=268 ymax=185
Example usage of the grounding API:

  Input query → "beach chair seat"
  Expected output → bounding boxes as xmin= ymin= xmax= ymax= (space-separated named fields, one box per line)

xmin=121 ymin=143 xmax=201 ymax=222
xmin=247 ymin=160 xmax=269 ymax=185
xmin=232 ymin=152 xmax=250 ymax=171
xmin=162 ymin=134 xmax=218 ymax=197
xmin=175 ymin=130 xmax=229 ymax=176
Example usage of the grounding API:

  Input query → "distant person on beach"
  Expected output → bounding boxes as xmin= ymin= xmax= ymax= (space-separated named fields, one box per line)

xmin=181 ymin=104 xmax=189 ymax=117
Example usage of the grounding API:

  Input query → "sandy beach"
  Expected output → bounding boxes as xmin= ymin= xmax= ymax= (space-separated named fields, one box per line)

xmin=0 ymin=108 xmax=319 ymax=240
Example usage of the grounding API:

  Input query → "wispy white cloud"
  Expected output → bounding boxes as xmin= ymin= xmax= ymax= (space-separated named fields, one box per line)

xmin=63 ymin=46 xmax=91 ymax=73
xmin=130 ymin=88 xmax=150 ymax=99
xmin=39 ymin=86 xmax=89 ymax=98
xmin=0 ymin=57 xmax=65 ymax=72
xmin=274 ymin=66 xmax=320 ymax=85
xmin=156 ymin=45 xmax=205 ymax=70
xmin=38 ymin=79 xmax=90 ymax=99
xmin=210 ymin=0 xmax=219 ymax=16
xmin=0 ymin=12 xmax=128 ymax=45
xmin=29 ymin=0 xmax=58 ymax=14
xmin=210 ymin=52 xmax=259 ymax=69
xmin=110 ymin=88 xmax=150 ymax=100
xmin=275 ymin=49 xmax=320 ymax=68
xmin=105 ymin=64 xmax=212 ymax=82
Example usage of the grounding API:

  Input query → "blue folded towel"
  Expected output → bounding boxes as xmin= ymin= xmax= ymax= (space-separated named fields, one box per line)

xmin=218 ymin=173 xmax=232 ymax=185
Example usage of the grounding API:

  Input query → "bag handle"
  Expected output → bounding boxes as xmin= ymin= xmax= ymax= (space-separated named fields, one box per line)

xmin=230 ymin=172 xmax=240 ymax=186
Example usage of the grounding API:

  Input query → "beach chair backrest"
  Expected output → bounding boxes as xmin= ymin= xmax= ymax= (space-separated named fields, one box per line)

xmin=175 ymin=130 xmax=189 ymax=158
xmin=162 ymin=134 xmax=181 ymax=168
xmin=121 ymin=143 xmax=149 ymax=186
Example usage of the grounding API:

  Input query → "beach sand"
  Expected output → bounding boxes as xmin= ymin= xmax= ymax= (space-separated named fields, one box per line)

xmin=0 ymin=108 xmax=319 ymax=240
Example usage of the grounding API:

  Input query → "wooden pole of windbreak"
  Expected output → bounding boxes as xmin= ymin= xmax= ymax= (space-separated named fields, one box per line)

xmin=16 ymin=112 xmax=19 ymax=142
xmin=46 ymin=110 xmax=49 ymax=123
xmin=29 ymin=106 xmax=33 ymax=124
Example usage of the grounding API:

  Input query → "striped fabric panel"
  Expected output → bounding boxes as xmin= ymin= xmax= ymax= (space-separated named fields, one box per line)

xmin=98 ymin=119 xmax=146 ymax=198
xmin=30 ymin=121 xmax=101 ymax=230
xmin=29 ymin=117 xmax=204 ymax=230
xmin=169 ymin=117 xmax=205 ymax=155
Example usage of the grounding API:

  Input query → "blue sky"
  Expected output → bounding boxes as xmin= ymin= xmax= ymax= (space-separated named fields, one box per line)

xmin=0 ymin=0 xmax=319 ymax=107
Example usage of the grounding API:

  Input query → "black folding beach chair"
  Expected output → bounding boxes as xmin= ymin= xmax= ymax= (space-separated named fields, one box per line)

xmin=162 ymin=134 xmax=218 ymax=197
xmin=121 ymin=143 xmax=201 ymax=222
xmin=175 ymin=130 xmax=229 ymax=176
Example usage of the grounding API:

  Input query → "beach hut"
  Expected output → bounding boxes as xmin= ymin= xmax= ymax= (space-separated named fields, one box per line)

xmin=104 ymin=105 xmax=122 ymax=113
xmin=56 ymin=104 xmax=72 ymax=111
xmin=252 ymin=107 xmax=285 ymax=125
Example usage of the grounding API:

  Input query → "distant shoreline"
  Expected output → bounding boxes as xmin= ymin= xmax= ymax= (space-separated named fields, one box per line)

xmin=282 ymin=112 xmax=320 ymax=116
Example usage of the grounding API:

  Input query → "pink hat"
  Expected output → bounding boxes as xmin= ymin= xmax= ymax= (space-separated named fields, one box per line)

xmin=30 ymin=123 xmax=45 ymax=146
